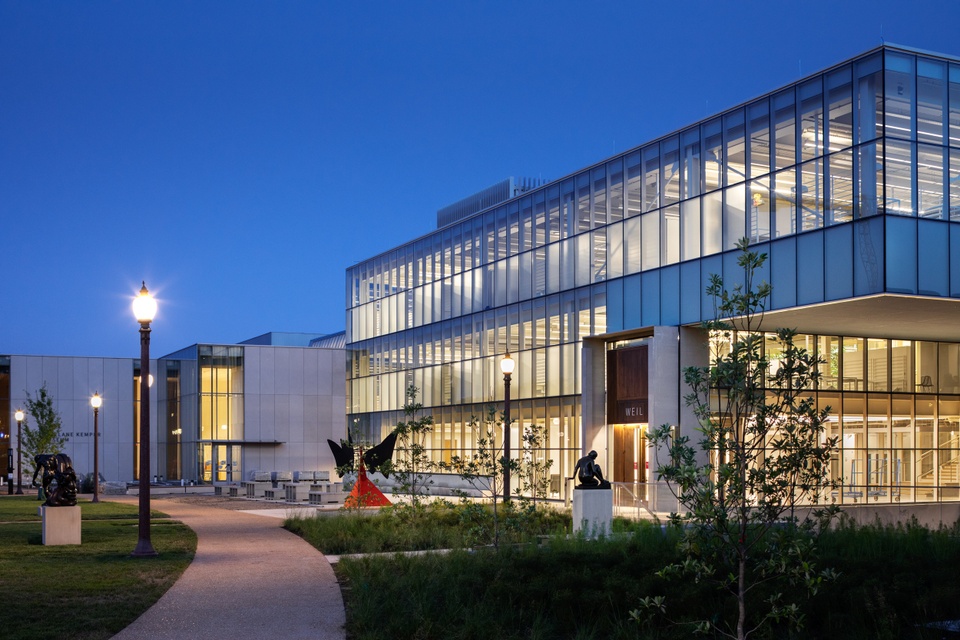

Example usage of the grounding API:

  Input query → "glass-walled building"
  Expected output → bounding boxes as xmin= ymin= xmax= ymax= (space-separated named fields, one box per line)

xmin=345 ymin=44 xmax=960 ymax=514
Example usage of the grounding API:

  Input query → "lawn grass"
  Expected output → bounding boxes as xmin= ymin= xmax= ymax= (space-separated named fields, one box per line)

xmin=0 ymin=495 xmax=196 ymax=640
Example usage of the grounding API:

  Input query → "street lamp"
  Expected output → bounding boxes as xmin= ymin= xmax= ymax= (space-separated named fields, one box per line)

xmin=14 ymin=409 xmax=24 ymax=495
xmin=132 ymin=282 xmax=158 ymax=557
xmin=500 ymin=352 xmax=515 ymax=501
xmin=90 ymin=392 xmax=102 ymax=504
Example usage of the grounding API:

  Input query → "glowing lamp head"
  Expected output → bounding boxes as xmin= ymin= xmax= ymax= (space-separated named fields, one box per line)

xmin=500 ymin=352 xmax=515 ymax=376
xmin=132 ymin=281 xmax=158 ymax=324
xmin=91 ymin=393 xmax=102 ymax=410
xmin=14 ymin=409 xmax=24 ymax=423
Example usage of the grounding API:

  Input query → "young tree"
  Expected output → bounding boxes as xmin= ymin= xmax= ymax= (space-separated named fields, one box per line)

xmin=22 ymin=384 xmax=68 ymax=476
xmin=445 ymin=406 xmax=515 ymax=548
xmin=391 ymin=385 xmax=435 ymax=508
xmin=640 ymin=240 xmax=840 ymax=639
xmin=517 ymin=423 xmax=553 ymax=504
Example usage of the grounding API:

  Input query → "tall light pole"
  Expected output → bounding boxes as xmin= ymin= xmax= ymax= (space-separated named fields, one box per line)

xmin=14 ymin=409 xmax=24 ymax=495
xmin=500 ymin=352 xmax=515 ymax=502
xmin=90 ymin=392 xmax=102 ymax=504
xmin=132 ymin=282 xmax=158 ymax=557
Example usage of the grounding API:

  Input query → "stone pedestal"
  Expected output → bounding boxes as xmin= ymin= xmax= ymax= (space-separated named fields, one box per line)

xmin=39 ymin=505 xmax=81 ymax=545
xmin=572 ymin=487 xmax=613 ymax=538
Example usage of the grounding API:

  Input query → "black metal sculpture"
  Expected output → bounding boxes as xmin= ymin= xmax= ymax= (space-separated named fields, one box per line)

xmin=32 ymin=453 xmax=79 ymax=506
xmin=327 ymin=431 xmax=398 ymax=477
xmin=571 ymin=450 xmax=610 ymax=489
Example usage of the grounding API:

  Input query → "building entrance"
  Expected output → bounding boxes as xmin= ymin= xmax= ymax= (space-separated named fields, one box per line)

xmin=613 ymin=424 xmax=647 ymax=483
xmin=201 ymin=443 xmax=242 ymax=482
xmin=606 ymin=342 xmax=651 ymax=485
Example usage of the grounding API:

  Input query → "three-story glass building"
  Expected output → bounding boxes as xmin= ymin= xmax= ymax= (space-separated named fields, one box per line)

xmin=346 ymin=44 xmax=960 ymax=513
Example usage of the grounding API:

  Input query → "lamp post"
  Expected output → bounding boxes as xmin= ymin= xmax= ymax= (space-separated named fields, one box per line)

xmin=90 ymin=392 xmax=102 ymax=504
xmin=132 ymin=282 xmax=158 ymax=557
xmin=500 ymin=352 xmax=515 ymax=502
xmin=14 ymin=409 xmax=24 ymax=495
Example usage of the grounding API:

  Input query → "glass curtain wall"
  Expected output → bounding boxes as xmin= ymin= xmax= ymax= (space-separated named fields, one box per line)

xmin=346 ymin=46 xmax=960 ymax=502
xmin=725 ymin=332 xmax=960 ymax=505
xmin=198 ymin=346 xmax=243 ymax=483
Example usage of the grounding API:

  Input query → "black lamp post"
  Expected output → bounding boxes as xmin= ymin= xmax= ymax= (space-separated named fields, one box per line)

xmin=132 ymin=282 xmax=158 ymax=557
xmin=500 ymin=352 xmax=515 ymax=501
xmin=90 ymin=392 xmax=102 ymax=504
xmin=14 ymin=409 xmax=24 ymax=495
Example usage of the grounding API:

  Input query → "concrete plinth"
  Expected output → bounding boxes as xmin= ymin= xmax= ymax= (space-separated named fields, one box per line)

xmin=572 ymin=487 xmax=613 ymax=538
xmin=39 ymin=505 xmax=81 ymax=545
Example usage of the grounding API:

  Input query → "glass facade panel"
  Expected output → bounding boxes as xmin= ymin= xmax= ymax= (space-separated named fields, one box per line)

xmin=799 ymin=158 xmax=825 ymax=230
xmin=867 ymin=338 xmax=889 ymax=392
xmin=662 ymin=205 xmax=680 ymax=265
xmin=858 ymin=141 xmax=882 ymax=217
xmin=799 ymin=77 xmax=824 ymax=161
xmin=918 ymin=143 xmax=946 ymax=218
xmin=951 ymin=148 xmax=960 ymax=221
xmin=608 ymin=158 xmax=624 ymax=223
xmin=641 ymin=210 xmax=659 ymax=270
xmin=941 ymin=344 xmax=960 ymax=394
xmin=625 ymin=151 xmax=641 ymax=218
xmin=918 ymin=58 xmax=946 ymax=145
xmin=747 ymin=177 xmax=770 ymax=242
xmin=702 ymin=190 xmax=723 ymax=255
xmin=885 ymin=139 xmax=916 ymax=215
xmin=773 ymin=88 xmax=796 ymax=170
xmin=642 ymin=145 xmax=660 ymax=212
xmin=723 ymin=184 xmax=745 ymax=250
xmin=681 ymin=128 xmax=701 ymax=199
xmin=827 ymin=65 xmax=853 ymax=152
xmin=662 ymin=136 xmax=681 ymax=207
xmin=724 ymin=109 xmax=746 ymax=185
xmin=855 ymin=53 xmax=883 ymax=144
xmin=818 ymin=336 xmax=841 ymax=389
xmin=772 ymin=168 xmax=796 ymax=236
xmin=681 ymin=199 xmax=701 ymax=261
xmin=703 ymin=117 xmax=723 ymax=192
xmin=748 ymin=99 xmax=770 ymax=179
xmin=828 ymin=149 xmax=854 ymax=224
xmin=918 ymin=219 xmax=949 ymax=296
xmin=950 ymin=64 xmax=960 ymax=148
xmin=885 ymin=51 xmax=916 ymax=140
xmin=885 ymin=216 xmax=918 ymax=293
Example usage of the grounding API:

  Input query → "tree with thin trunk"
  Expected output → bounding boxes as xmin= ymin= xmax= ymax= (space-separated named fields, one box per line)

xmin=391 ymin=385 xmax=435 ymax=509
xmin=22 ymin=384 xmax=68 ymax=476
xmin=638 ymin=240 xmax=840 ymax=639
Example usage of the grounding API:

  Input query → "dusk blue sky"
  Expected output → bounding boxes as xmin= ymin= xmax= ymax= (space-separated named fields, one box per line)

xmin=3 ymin=1 xmax=960 ymax=358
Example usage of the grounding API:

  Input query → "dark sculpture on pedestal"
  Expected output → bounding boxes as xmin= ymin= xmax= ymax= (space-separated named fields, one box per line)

xmin=571 ymin=450 xmax=611 ymax=489
xmin=32 ymin=453 xmax=79 ymax=507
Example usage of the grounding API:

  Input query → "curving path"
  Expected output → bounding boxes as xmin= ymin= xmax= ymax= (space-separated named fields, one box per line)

xmin=109 ymin=496 xmax=345 ymax=640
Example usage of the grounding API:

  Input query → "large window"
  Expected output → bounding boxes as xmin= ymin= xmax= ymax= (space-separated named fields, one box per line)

xmin=719 ymin=332 xmax=960 ymax=505
xmin=199 ymin=346 xmax=243 ymax=481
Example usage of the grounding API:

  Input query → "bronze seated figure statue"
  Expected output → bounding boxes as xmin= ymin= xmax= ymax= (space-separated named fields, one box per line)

xmin=571 ymin=450 xmax=611 ymax=489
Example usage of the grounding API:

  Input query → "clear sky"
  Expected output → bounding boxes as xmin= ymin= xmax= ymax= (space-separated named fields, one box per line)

xmin=3 ymin=0 xmax=960 ymax=358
